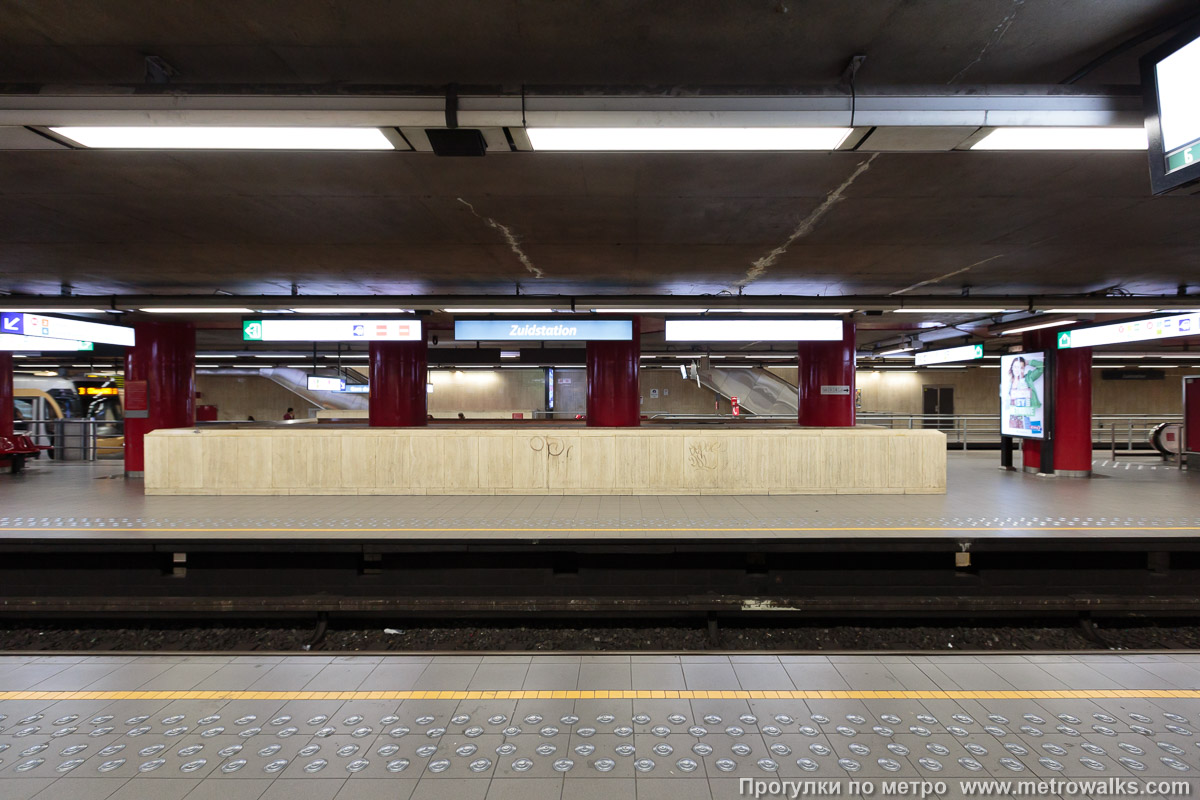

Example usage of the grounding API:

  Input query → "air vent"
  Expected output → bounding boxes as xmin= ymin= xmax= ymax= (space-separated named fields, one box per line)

xmin=425 ymin=128 xmax=487 ymax=157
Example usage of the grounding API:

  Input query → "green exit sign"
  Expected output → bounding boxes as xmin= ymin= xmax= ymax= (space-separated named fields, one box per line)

xmin=243 ymin=320 xmax=263 ymax=341
xmin=1167 ymin=145 xmax=1196 ymax=174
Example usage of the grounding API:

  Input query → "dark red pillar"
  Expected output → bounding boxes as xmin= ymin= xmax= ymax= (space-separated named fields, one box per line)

xmin=369 ymin=340 xmax=428 ymax=426
xmin=586 ymin=316 xmax=640 ymax=427
xmin=797 ymin=320 xmax=856 ymax=427
xmin=1020 ymin=328 xmax=1091 ymax=476
xmin=124 ymin=321 xmax=196 ymax=476
xmin=0 ymin=351 xmax=13 ymax=439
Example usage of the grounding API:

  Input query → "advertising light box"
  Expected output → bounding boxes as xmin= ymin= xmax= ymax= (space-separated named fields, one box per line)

xmin=454 ymin=319 xmax=632 ymax=341
xmin=915 ymin=343 xmax=984 ymax=367
xmin=244 ymin=318 xmax=422 ymax=342
xmin=1000 ymin=352 xmax=1046 ymax=439
xmin=0 ymin=333 xmax=93 ymax=351
xmin=1 ymin=312 xmax=134 ymax=347
xmin=306 ymin=376 xmax=346 ymax=391
xmin=664 ymin=319 xmax=842 ymax=342
xmin=1057 ymin=312 xmax=1199 ymax=349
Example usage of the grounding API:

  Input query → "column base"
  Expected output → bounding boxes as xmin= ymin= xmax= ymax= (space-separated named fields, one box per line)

xmin=124 ymin=470 xmax=144 ymax=478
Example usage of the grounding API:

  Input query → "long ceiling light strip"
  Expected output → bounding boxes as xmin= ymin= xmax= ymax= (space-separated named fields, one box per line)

xmin=49 ymin=127 xmax=396 ymax=150
xmin=970 ymin=127 xmax=1148 ymax=150
xmin=527 ymin=127 xmax=853 ymax=151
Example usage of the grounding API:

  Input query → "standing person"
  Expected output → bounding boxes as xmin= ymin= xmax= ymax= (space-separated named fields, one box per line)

xmin=283 ymin=407 xmax=295 ymax=420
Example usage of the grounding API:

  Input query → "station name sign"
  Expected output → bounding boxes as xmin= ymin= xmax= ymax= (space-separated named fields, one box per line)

xmin=914 ymin=343 xmax=984 ymax=366
xmin=1 ymin=312 xmax=133 ymax=347
xmin=454 ymin=319 xmax=632 ymax=342
xmin=664 ymin=319 xmax=843 ymax=342
xmin=1057 ymin=312 xmax=1199 ymax=349
xmin=244 ymin=318 xmax=422 ymax=342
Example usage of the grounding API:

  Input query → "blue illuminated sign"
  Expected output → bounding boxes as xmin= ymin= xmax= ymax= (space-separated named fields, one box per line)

xmin=455 ymin=319 xmax=632 ymax=341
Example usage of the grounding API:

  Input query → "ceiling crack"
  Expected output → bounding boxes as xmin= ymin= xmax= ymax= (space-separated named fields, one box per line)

xmin=734 ymin=153 xmax=878 ymax=290
xmin=457 ymin=197 xmax=544 ymax=279
xmin=948 ymin=0 xmax=1025 ymax=85
xmin=889 ymin=254 xmax=1005 ymax=295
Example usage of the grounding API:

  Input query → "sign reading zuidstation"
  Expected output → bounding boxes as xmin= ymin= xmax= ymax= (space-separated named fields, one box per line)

xmin=454 ymin=319 xmax=632 ymax=341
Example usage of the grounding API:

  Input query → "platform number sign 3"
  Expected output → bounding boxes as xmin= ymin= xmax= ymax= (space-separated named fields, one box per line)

xmin=243 ymin=320 xmax=263 ymax=341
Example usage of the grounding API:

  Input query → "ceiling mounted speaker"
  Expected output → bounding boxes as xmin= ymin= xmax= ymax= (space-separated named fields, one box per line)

xmin=425 ymin=128 xmax=488 ymax=157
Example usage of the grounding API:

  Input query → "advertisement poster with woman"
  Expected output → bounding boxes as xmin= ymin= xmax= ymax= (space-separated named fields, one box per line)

xmin=1000 ymin=352 xmax=1045 ymax=438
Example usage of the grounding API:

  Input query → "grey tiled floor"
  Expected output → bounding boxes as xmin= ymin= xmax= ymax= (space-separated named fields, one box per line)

xmin=1 ymin=453 xmax=1198 ymax=540
xmin=2 ymin=653 xmax=1199 ymax=798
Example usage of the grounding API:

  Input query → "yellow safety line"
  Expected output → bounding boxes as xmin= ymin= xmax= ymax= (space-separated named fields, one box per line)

xmin=2 ymin=527 xmax=1199 ymax=533
xmin=2 ymin=689 xmax=1199 ymax=701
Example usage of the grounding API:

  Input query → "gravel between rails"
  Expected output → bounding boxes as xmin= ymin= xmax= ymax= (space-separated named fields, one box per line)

xmin=3 ymin=618 xmax=1200 ymax=652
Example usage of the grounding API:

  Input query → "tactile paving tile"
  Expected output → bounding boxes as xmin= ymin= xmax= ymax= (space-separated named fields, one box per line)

xmin=2 ymin=702 xmax=1197 ymax=781
xmin=2 ymin=515 xmax=1199 ymax=528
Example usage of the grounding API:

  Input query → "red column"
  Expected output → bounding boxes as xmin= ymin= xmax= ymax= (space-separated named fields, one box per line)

xmin=1019 ymin=329 xmax=1091 ymax=476
xmin=0 ymin=351 xmax=13 ymax=439
xmin=586 ymin=316 xmax=640 ymax=427
xmin=369 ymin=340 xmax=428 ymax=426
xmin=797 ymin=320 xmax=856 ymax=427
xmin=124 ymin=321 xmax=196 ymax=476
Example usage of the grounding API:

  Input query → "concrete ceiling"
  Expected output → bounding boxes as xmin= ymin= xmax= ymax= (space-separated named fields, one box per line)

xmin=1 ymin=148 xmax=1197 ymax=298
xmin=1 ymin=0 xmax=1195 ymax=87
xmin=1 ymin=0 xmax=1199 ymax=304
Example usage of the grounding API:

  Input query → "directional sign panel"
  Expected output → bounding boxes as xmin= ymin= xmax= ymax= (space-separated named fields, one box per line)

xmin=664 ymin=319 xmax=843 ymax=342
xmin=0 ymin=333 xmax=93 ymax=351
xmin=243 ymin=318 xmax=422 ymax=342
xmin=1 ymin=313 xmax=134 ymax=346
xmin=915 ymin=343 xmax=984 ymax=366
xmin=1057 ymin=312 xmax=1200 ymax=349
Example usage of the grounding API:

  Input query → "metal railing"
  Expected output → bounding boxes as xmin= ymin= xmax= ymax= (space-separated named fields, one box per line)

xmin=14 ymin=418 xmax=124 ymax=461
xmin=641 ymin=411 xmax=1181 ymax=453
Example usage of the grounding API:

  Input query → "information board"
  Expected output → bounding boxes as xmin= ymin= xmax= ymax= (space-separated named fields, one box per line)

xmin=1057 ymin=312 xmax=1199 ymax=349
xmin=915 ymin=343 xmax=983 ymax=366
xmin=1 ymin=312 xmax=134 ymax=347
xmin=1000 ymin=352 xmax=1046 ymax=439
xmin=0 ymin=334 xmax=92 ymax=351
xmin=306 ymin=376 xmax=346 ymax=391
xmin=243 ymin=318 xmax=421 ymax=342
xmin=664 ymin=319 xmax=842 ymax=342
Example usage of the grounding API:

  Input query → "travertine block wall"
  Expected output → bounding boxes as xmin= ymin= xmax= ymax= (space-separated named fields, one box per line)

xmin=145 ymin=427 xmax=946 ymax=496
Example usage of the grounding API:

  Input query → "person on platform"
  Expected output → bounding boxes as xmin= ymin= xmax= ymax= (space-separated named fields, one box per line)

xmin=283 ymin=407 xmax=295 ymax=420
xmin=457 ymin=412 xmax=465 ymax=420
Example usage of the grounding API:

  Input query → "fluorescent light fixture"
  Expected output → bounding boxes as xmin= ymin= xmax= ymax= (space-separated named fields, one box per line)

xmin=894 ymin=308 xmax=1017 ymax=314
xmin=752 ymin=355 xmax=795 ymax=360
xmin=443 ymin=307 xmax=558 ymax=314
xmin=323 ymin=354 xmax=369 ymax=358
xmin=500 ymin=351 xmax=520 ymax=358
xmin=18 ymin=363 xmax=60 ymax=368
xmin=528 ymin=127 xmax=853 ymax=151
xmin=1001 ymin=319 xmax=1077 ymax=335
xmin=0 ymin=307 xmax=109 ymax=314
xmin=877 ymin=347 xmax=915 ymax=356
xmin=292 ymin=307 xmax=411 ymax=314
xmin=925 ymin=365 xmax=968 ymax=369
xmin=1161 ymin=354 xmax=1200 ymax=358
xmin=1095 ymin=354 xmax=1143 ymax=358
xmin=733 ymin=308 xmax=855 ymax=314
xmin=196 ymin=354 xmax=239 ymax=358
xmin=140 ymin=307 xmax=255 ymax=314
xmin=1041 ymin=308 xmax=1158 ymax=314
xmin=971 ymin=127 xmax=1148 ymax=150
xmin=591 ymin=308 xmax=709 ymax=314
xmin=50 ymin=126 xmax=395 ymax=150
xmin=665 ymin=319 xmax=843 ymax=342
xmin=1093 ymin=364 xmax=1125 ymax=368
